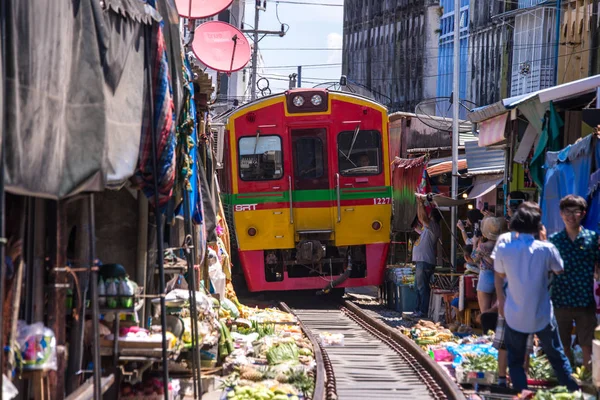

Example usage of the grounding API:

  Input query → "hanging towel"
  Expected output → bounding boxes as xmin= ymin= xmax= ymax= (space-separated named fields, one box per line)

xmin=530 ymin=102 xmax=563 ymax=189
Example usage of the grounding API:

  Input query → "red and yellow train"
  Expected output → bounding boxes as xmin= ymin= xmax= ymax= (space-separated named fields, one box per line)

xmin=217 ymin=89 xmax=392 ymax=292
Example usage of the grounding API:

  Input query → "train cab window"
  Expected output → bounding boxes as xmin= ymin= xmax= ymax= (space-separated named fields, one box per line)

xmin=238 ymin=135 xmax=283 ymax=181
xmin=294 ymin=137 xmax=324 ymax=179
xmin=337 ymin=130 xmax=382 ymax=176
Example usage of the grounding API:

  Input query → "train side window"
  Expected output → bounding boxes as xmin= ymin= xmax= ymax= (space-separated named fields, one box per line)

xmin=294 ymin=137 xmax=324 ymax=179
xmin=238 ymin=135 xmax=284 ymax=181
xmin=337 ymin=130 xmax=382 ymax=176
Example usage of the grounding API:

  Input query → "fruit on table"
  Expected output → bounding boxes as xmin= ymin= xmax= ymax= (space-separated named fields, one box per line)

xmin=225 ymin=385 xmax=299 ymax=400
xmin=572 ymin=365 xmax=592 ymax=382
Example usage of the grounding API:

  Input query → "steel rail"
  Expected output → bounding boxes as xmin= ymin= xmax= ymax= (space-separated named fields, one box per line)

xmin=282 ymin=299 xmax=466 ymax=400
xmin=280 ymin=302 xmax=327 ymax=400
xmin=342 ymin=300 xmax=465 ymax=400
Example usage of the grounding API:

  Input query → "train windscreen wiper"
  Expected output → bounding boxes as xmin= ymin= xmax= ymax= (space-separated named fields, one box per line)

xmin=339 ymin=124 xmax=360 ymax=167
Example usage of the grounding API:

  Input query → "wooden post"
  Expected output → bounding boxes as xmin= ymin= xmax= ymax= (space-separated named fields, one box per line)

xmin=47 ymin=200 xmax=67 ymax=400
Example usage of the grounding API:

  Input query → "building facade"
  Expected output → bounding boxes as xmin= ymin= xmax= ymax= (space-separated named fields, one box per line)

xmin=342 ymin=0 xmax=441 ymax=113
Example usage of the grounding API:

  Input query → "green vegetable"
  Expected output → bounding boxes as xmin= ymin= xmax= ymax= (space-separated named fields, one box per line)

xmin=529 ymin=355 xmax=557 ymax=381
xmin=460 ymin=353 xmax=498 ymax=373
xmin=266 ymin=343 xmax=299 ymax=365
xmin=252 ymin=321 xmax=275 ymax=339
xmin=533 ymin=386 xmax=585 ymax=400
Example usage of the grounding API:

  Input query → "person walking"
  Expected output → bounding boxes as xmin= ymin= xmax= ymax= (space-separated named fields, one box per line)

xmin=413 ymin=194 xmax=441 ymax=318
xmin=493 ymin=202 xmax=578 ymax=392
xmin=549 ymin=195 xmax=600 ymax=368
xmin=470 ymin=217 xmax=506 ymax=314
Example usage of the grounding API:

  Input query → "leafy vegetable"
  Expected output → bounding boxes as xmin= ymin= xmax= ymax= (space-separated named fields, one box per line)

xmin=460 ymin=353 xmax=498 ymax=373
xmin=266 ymin=343 xmax=299 ymax=365
xmin=252 ymin=321 xmax=275 ymax=339
xmin=533 ymin=386 xmax=585 ymax=400
xmin=286 ymin=368 xmax=315 ymax=398
xmin=529 ymin=355 xmax=556 ymax=381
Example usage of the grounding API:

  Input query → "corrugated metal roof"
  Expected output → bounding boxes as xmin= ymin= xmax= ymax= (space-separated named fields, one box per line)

xmin=427 ymin=159 xmax=468 ymax=177
xmin=465 ymin=141 xmax=506 ymax=175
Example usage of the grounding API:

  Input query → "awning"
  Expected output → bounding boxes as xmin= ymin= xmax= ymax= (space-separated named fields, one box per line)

xmin=427 ymin=159 xmax=467 ymax=177
xmin=431 ymin=176 xmax=503 ymax=207
xmin=468 ymin=74 xmax=600 ymax=124
xmin=468 ymin=175 xmax=503 ymax=198
xmin=478 ymin=113 xmax=508 ymax=147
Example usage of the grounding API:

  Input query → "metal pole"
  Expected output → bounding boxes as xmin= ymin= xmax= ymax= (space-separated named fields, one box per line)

xmin=250 ymin=0 xmax=260 ymax=101
xmin=297 ymin=66 xmax=302 ymax=88
xmin=451 ymin=0 xmax=461 ymax=269
xmin=145 ymin=24 xmax=170 ymax=400
xmin=88 ymin=195 xmax=101 ymax=400
xmin=0 ymin=0 xmax=7 ymax=390
xmin=554 ymin=0 xmax=562 ymax=85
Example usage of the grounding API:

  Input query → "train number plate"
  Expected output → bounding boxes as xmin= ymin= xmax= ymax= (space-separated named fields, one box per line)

xmin=373 ymin=198 xmax=391 ymax=205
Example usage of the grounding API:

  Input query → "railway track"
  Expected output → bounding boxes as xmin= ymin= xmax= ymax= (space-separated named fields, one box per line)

xmin=280 ymin=300 xmax=465 ymax=400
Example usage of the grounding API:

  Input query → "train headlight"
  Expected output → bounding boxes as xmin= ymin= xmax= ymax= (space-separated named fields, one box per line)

xmin=372 ymin=221 xmax=382 ymax=231
xmin=293 ymin=95 xmax=305 ymax=107
xmin=310 ymin=94 xmax=323 ymax=106
xmin=248 ymin=227 xmax=257 ymax=236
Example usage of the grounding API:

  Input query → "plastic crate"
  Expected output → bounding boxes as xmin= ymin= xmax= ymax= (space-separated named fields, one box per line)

xmin=456 ymin=365 xmax=497 ymax=386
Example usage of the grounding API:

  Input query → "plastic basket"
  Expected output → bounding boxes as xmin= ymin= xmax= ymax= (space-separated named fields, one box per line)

xmin=430 ymin=273 xmax=460 ymax=292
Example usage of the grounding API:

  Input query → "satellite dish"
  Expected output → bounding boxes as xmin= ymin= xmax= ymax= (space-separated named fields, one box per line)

xmin=191 ymin=21 xmax=251 ymax=73
xmin=174 ymin=0 xmax=233 ymax=19
xmin=414 ymin=97 xmax=477 ymax=133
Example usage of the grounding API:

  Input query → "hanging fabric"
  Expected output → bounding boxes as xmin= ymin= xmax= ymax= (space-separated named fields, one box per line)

xmin=132 ymin=23 xmax=177 ymax=209
xmin=391 ymin=156 xmax=428 ymax=232
xmin=541 ymin=134 xmax=594 ymax=235
xmin=175 ymin=58 xmax=202 ymax=224
xmin=530 ymin=102 xmax=564 ymax=189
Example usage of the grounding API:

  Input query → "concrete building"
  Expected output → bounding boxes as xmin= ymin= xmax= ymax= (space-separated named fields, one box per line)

xmin=342 ymin=0 xmax=441 ymax=113
xmin=467 ymin=0 xmax=514 ymax=107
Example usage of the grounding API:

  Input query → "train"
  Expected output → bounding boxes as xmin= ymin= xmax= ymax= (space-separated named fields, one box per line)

xmin=216 ymin=89 xmax=392 ymax=292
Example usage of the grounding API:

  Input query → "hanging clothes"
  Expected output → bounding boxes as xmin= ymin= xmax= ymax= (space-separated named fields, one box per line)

xmin=585 ymin=168 xmax=600 ymax=233
xmin=175 ymin=57 xmax=203 ymax=224
xmin=530 ymin=102 xmax=564 ymax=189
xmin=132 ymin=22 xmax=177 ymax=209
xmin=541 ymin=134 xmax=594 ymax=235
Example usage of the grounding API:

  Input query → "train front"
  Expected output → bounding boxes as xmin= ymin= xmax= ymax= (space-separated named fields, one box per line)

xmin=224 ymin=89 xmax=392 ymax=292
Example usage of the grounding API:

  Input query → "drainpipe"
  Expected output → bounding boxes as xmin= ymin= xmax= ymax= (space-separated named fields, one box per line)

xmin=554 ymin=0 xmax=562 ymax=85
xmin=590 ymin=0 xmax=599 ymax=75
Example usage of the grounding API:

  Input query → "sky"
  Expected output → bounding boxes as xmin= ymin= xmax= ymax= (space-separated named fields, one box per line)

xmin=241 ymin=0 xmax=344 ymax=94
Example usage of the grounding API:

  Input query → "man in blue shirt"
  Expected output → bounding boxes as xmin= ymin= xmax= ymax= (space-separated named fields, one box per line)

xmin=493 ymin=202 xmax=578 ymax=392
xmin=550 ymin=195 xmax=600 ymax=369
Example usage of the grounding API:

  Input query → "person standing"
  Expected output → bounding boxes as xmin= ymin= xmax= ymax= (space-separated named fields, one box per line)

xmin=549 ymin=195 xmax=600 ymax=368
xmin=413 ymin=194 xmax=441 ymax=318
xmin=493 ymin=202 xmax=578 ymax=392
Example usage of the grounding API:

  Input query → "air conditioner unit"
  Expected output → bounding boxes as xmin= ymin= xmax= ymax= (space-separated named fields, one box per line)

xmin=212 ymin=123 xmax=226 ymax=169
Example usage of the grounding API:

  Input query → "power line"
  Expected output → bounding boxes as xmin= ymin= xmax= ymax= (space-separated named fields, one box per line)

xmin=244 ymin=0 xmax=343 ymax=6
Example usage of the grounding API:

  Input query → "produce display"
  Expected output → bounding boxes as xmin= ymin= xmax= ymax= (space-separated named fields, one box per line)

xmin=528 ymin=355 xmax=557 ymax=383
xmin=516 ymin=386 xmax=588 ymax=399
xmin=399 ymin=320 xmax=454 ymax=348
xmin=220 ymin=307 xmax=316 ymax=400
xmin=459 ymin=353 xmax=498 ymax=374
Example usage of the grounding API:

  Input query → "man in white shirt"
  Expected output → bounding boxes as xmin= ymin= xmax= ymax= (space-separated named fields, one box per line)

xmin=493 ymin=202 xmax=578 ymax=392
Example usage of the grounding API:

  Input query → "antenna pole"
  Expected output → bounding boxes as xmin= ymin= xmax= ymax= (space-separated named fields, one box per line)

xmin=244 ymin=1 xmax=286 ymax=101
xmin=451 ymin=0 xmax=460 ymax=269
xmin=250 ymin=0 xmax=260 ymax=101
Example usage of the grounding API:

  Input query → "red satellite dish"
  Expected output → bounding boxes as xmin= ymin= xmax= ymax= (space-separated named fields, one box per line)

xmin=174 ymin=0 xmax=233 ymax=19
xmin=192 ymin=21 xmax=251 ymax=73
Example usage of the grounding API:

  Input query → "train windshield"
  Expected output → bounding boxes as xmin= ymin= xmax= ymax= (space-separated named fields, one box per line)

xmin=337 ymin=130 xmax=381 ymax=176
xmin=238 ymin=135 xmax=284 ymax=181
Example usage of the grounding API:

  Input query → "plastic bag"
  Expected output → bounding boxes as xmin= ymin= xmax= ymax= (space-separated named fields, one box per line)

xmin=106 ymin=278 xmax=118 ymax=309
xmin=98 ymin=276 xmax=106 ymax=307
xmin=15 ymin=321 xmax=57 ymax=371
xmin=446 ymin=343 xmax=498 ymax=368
xmin=221 ymin=298 xmax=240 ymax=319
xmin=119 ymin=277 xmax=134 ymax=308
xmin=208 ymin=248 xmax=226 ymax=301
xmin=2 ymin=375 xmax=18 ymax=399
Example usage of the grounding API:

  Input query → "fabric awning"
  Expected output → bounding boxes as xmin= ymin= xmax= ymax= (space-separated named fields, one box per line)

xmin=469 ymin=176 xmax=503 ymax=198
xmin=478 ymin=113 xmax=508 ymax=147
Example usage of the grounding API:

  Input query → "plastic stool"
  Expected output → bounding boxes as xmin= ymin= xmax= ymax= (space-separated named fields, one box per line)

xmin=428 ymin=291 xmax=446 ymax=322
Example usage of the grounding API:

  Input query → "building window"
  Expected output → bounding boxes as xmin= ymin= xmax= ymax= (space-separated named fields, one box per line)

xmin=337 ymin=130 xmax=382 ymax=176
xmin=238 ymin=135 xmax=283 ymax=181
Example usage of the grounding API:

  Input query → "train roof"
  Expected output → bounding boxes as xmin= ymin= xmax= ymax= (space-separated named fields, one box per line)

xmin=211 ymin=89 xmax=388 ymax=124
